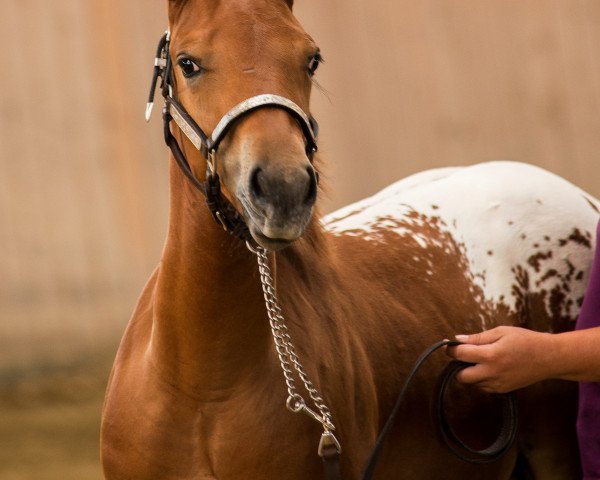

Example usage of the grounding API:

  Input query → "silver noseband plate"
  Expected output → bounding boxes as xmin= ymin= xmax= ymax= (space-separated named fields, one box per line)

xmin=210 ymin=94 xmax=316 ymax=148
xmin=167 ymin=94 xmax=316 ymax=154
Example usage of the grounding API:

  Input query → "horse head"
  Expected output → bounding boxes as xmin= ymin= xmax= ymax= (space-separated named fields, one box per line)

xmin=167 ymin=0 xmax=321 ymax=250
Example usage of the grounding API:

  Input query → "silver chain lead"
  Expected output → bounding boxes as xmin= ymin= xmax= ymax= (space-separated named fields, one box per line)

xmin=250 ymin=244 xmax=341 ymax=454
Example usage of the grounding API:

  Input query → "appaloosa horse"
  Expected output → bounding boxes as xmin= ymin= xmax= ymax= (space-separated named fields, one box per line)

xmin=101 ymin=0 xmax=600 ymax=478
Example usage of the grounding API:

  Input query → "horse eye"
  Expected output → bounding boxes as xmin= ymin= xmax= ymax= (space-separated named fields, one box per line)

xmin=308 ymin=53 xmax=322 ymax=77
xmin=177 ymin=57 xmax=202 ymax=78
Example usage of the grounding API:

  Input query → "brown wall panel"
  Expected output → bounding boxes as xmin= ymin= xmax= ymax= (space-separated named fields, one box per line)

xmin=1 ymin=0 xmax=599 ymax=371
xmin=296 ymin=0 xmax=600 ymax=211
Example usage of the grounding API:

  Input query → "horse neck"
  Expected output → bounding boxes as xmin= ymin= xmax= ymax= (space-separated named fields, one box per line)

xmin=150 ymin=159 xmax=271 ymax=399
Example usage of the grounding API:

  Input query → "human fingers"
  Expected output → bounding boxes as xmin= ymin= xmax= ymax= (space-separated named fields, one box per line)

xmin=454 ymin=327 xmax=506 ymax=346
xmin=446 ymin=343 xmax=494 ymax=364
xmin=454 ymin=363 xmax=490 ymax=385
xmin=456 ymin=369 xmax=513 ymax=394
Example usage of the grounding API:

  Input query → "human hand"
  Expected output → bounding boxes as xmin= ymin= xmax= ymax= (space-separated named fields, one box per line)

xmin=445 ymin=326 xmax=555 ymax=393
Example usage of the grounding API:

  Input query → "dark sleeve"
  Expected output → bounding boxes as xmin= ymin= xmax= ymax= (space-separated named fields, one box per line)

xmin=576 ymin=220 xmax=600 ymax=331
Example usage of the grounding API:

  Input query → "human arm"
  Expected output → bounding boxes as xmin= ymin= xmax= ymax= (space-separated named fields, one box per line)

xmin=446 ymin=325 xmax=600 ymax=393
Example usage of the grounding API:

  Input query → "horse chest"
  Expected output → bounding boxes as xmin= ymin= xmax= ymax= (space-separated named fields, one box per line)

xmin=104 ymin=350 xmax=335 ymax=479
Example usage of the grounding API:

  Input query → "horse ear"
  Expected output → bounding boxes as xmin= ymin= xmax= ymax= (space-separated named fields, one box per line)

xmin=284 ymin=0 xmax=294 ymax=10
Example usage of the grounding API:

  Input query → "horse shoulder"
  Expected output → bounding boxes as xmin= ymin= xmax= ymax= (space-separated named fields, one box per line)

xmin=102 ymin=267 xmax=181 ymax=479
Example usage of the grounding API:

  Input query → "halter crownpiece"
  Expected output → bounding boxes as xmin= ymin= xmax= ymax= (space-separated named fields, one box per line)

xmin=145 ymin=30 xmax=320 ymax=243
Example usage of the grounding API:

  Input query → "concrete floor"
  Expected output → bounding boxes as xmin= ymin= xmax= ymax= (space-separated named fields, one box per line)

xmin=0 ymin=358 xmax=111 ymax=480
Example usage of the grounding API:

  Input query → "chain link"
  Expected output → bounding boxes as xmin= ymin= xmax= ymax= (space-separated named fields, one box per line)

xmin=252 ymin=245 xmax=337 ymax=433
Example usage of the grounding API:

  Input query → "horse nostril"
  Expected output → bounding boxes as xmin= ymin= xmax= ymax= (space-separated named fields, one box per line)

xmin=250 ymin=167 xmax=265 ymax=202
xmin=249 ymin=165 xmax=317 ymax=209
xmin=305 ymin=166 xmax=318 ymax=206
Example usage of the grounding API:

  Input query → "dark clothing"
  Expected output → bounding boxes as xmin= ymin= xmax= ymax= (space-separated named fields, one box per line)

xmin=576 ymin=220 xmax=600 ymax=479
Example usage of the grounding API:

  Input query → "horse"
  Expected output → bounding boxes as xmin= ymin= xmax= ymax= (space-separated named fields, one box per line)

xmin=100 ymin=0 xmax=600 ymax=478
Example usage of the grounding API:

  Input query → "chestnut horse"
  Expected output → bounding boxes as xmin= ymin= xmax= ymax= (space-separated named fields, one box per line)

xmin=101 ymin=0 xmax=599 ymax=478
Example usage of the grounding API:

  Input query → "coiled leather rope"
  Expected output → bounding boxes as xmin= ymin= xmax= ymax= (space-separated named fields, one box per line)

xmin=361 ymin=340 xmax=518 ymax=479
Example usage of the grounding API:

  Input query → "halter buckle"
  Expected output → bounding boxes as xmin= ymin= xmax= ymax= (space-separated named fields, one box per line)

xmin=207 ymin=149 xmax=218 ymax=176
xmin=286 ymin=395 xmax=336 ymax=432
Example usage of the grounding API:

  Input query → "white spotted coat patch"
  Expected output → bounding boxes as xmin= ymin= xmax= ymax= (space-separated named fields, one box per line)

xmin=322 ymin=162 xmax=600 ymax=325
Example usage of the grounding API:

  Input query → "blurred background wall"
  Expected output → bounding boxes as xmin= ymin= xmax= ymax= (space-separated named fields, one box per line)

xmin=1 ymin=0 xmax=599 ymax=478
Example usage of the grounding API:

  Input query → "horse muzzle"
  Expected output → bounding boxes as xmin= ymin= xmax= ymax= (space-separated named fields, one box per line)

xmin=240 ymin=163 xmax=317 ymax=250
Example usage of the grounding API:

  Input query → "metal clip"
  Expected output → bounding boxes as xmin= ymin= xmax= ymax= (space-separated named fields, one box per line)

xmin=245 ymin=240 xmax=260 ymax=255
xmin=318 ymin=431 xmax=342 ymax=457
xmin=286 ymin=395 xmax=333 ymax=431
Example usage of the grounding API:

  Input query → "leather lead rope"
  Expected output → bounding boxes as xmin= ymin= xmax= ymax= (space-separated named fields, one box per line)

xmin=360 ymin=340 xmax=518 ymax=479
xmin=321 ymin=445 xmax=343 ymax=480
xmin=435 ymin=360 xmax=518 ymax=464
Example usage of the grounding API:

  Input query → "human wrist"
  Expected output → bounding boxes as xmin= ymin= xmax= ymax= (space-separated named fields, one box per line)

xmin=544 ymin=330 xmax=573 ymax=381
xmin=534 ymin=331 xmax=564 ymax=381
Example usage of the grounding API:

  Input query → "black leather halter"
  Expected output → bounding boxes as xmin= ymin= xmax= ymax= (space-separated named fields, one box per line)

xmin=146 ymin=31 xmax=319 ymax=244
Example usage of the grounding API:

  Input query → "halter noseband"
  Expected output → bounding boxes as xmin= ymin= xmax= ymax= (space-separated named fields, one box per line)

xmin=146 ymin=31 xmax=319 ymax=244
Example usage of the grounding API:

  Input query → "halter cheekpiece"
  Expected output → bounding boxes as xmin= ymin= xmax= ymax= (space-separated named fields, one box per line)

xmin=146 ymin=30 xmax=319 ymax=244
